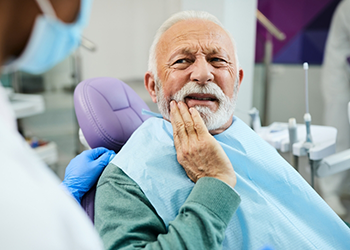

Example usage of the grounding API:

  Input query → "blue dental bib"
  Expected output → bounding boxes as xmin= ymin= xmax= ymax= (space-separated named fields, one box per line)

xmin=111 ymin=117 xmax=350 ymax=249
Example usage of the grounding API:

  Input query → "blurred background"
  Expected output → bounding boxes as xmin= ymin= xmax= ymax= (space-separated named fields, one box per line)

xmin=2 ymin=0 xmax=349 ymax=221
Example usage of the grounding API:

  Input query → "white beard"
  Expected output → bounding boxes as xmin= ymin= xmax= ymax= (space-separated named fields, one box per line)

xmin=156 ymin=81 xmax=237 ymax=131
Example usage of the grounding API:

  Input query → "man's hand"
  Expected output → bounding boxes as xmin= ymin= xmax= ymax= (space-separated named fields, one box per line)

xmin=170 ymin=101 xmax=237 ymax=188
xmin=61 ymin=147 xmax=116 ymax=203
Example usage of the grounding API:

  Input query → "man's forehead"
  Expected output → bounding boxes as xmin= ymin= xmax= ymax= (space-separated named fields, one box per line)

xmin=157 ymin=19 xmax=235 ymax=57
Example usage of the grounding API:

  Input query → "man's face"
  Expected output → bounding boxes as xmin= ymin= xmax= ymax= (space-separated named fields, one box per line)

xmin=146 ymin=19 xmax=243 ymax=133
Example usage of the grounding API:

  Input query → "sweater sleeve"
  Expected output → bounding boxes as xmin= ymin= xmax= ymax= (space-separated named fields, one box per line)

xmin=95 ymin=163 xmax=240 ymax=250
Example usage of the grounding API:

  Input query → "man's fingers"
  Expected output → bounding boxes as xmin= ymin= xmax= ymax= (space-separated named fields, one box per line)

xmin=189 ymin=107 xmax=209 ymax=136
xmin=169 ymin=101 xmax=185 ymax=154
xmin=170 ymin=100 xmax=188 ymax=141
xmin=177 ymin=102 xmax=197 ymax=139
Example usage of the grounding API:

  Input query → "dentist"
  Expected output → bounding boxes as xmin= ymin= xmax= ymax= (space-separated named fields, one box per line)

xmin=0 ymin=0 xmax=112 ymax=249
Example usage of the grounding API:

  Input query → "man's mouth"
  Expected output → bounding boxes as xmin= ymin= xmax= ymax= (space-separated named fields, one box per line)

xmin=184 ymin=94 xmax=218 ymax=109
xmin=185 ymin=94 xmax=217 ymax=101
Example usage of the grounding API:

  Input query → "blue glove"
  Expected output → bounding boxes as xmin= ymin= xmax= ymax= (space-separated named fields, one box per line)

xmin=61 ymin=147 xmax=116 ymax=203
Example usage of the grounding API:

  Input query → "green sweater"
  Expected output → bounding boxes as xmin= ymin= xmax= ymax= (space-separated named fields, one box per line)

xmin=95 ymin=163 xmax=241 ymax=250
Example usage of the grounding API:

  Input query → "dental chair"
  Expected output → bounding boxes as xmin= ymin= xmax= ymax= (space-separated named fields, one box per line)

xmin=74 ymin=77 xmax=150 ymax=223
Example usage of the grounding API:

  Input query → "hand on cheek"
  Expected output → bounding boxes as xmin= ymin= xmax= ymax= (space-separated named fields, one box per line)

xmin=170 ymin=100 xmax=237 ymax=188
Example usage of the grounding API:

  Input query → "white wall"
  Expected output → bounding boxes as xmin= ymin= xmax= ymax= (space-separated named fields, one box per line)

xmin=262 ymin=64 xmax=325 ymax=126
xmin=81 ymin=0 xmax=257 ymax=123
xmin=81 ymin=0 xmax=180 ymax=80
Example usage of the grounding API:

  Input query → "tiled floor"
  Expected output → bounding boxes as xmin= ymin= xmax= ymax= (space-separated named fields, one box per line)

xmin=21 ymin=79 xmax=350 ymax=224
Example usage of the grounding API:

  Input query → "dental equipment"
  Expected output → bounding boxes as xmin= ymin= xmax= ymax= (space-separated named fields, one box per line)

xmin=288 ymin=118 xmax=298 ymax=171
xmin=303 ymin=63 xmax=313 ymax=147
xmin=249 ymin=62 xmax=337 ymax=189
xmin=302 ymin=62 xmax=317 ymax=187
xmin=251 ymin=120 xmax=336 ymax=157
xmin=249 ymin=107 xmax=262 ymax=133
xmin=74 ymin=77 xmax=151 ymax=223
xmin=317 ymin=101 xmax=350 ymax=177
xmin=293 ymin=63 xmax=336 ymax=188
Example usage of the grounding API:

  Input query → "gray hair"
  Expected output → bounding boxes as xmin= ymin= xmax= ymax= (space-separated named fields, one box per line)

xmin=148 ymin=10 xmax=240 ymax=84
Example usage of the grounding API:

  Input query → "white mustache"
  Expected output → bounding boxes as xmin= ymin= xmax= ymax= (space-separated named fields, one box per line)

xmin=171 ymin=82 xmax=227 ymax=104
xmin=155 ymin=80 xmax=236 ymax=131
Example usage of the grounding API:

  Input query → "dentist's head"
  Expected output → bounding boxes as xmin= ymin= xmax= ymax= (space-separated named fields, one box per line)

xmin=0 ymin=0 xmax=92 ymax=75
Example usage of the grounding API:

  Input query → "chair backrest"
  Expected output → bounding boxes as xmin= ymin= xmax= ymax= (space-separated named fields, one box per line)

xmin=74 ymin=77 xmax=150 ymax=223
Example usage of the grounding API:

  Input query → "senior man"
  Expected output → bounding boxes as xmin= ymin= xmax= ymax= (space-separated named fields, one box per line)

xmin=95 ymin=11 xmax=350 ymax=249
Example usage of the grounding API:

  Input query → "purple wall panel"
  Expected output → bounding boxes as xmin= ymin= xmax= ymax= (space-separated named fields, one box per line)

xmin=256 ymin=0 xmax=336 ymax=64
xmin=273 ymin=32 xmax=303 ymax=63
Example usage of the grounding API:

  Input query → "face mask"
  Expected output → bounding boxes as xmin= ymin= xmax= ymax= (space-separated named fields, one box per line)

xmin=2 ymin=0 xmax=92 ymax=74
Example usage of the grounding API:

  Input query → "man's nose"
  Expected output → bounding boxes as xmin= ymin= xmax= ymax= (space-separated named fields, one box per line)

xmin=190 ymin=58 xmax=214 ymax=85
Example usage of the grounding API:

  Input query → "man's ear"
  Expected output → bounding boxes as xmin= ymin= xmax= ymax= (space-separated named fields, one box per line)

xmin=237 ymin=68 xmax=244 ymax=91
xmin=144 ymin=71 xmax=157 ymax=103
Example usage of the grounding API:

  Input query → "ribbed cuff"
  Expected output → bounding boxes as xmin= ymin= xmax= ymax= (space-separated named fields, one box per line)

xmin=186 ymin=177 xmax=241 ymax=225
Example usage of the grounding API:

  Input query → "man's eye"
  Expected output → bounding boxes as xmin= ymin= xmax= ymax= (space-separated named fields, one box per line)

xmin=174 ymin=59 xmax=188 ymax=64
xmin=171 ymin=58 xmax=192 ymax=69
xmin=210 ymin=57 xmax=226 ymax=63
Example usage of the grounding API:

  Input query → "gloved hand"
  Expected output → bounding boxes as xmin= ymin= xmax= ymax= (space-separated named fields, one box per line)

xmin=61 ymin=147 xmax=116 ymax=203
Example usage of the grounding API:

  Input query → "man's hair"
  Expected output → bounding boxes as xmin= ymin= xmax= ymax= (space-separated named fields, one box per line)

xmin=148 ymin=10 xmax=240 ymax=84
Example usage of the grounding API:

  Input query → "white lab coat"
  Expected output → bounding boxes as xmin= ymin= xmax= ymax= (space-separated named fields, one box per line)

xmin=0 ymin=85 xmax=103 ymax=250
xmin=320 ymin=0 xmax=350 ymax=205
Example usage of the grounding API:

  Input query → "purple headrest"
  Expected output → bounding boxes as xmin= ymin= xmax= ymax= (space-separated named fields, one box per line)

xmin=74 ymin=77 xmax=150 ymax=153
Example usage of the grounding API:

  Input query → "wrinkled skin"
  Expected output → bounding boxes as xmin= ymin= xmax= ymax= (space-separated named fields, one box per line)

xmin=170 ymin=100 xmax=236 ymax=188
xmin=145 ymin=19 xmax=243 ymax=187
